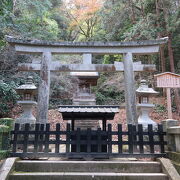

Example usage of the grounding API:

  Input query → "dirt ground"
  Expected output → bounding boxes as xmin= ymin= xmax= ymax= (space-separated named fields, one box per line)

xmin=11 ymin=96 xmax=180 ymax=131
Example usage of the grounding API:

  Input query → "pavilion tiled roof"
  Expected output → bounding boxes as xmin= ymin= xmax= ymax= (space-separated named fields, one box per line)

xmin=59 ymin=105 xmax=120 ymax=113
xmin=58 ymin=105 xmax=120 ymax=120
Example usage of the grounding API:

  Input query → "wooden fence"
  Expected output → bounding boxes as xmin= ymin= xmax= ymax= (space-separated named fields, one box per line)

xmin=10 ymin=123 xmax=167 ymax=159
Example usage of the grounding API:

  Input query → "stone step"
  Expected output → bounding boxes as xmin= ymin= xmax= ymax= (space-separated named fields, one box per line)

xmin=15 ymin=161 xmax=162 ymax=173
xmin=9 ymin=172 xmax=168 ymax=180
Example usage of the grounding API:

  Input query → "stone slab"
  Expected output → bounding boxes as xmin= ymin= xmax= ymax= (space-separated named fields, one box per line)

xmin=9 ymin=172 xmax=168 ymax=180
xmin=162 ymin=119 xmax=179 ymax=132
xmin=167 ymin=126 xmax=180 ymax=134
xmin=15 ymin=161 xmax=162 ymax=173
xmin=0 ymin=157 xmax=18 ymax=180
xmin=158 ymin=158 xmax=180 ymax=180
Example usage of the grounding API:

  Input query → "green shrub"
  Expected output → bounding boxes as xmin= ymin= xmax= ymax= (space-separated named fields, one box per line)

xmin=0 ymin=150 xmax=9 ymax=160
xmin=0 ymin=125 xmax=9 ymax=133
xmin=154 ymin=104 xmax=167 ymax=113
xmin=0 ymin=118 xmax=14 ymax=130
xmin=0 ymin=81 xmax=19 ymax=118
xmin=0 ymin=121 xmax=13 ymax=160
xmin=95 ymin=88 xmax=125 ymax=105
xmin=0 ymin=125 xmax=9 ymax=151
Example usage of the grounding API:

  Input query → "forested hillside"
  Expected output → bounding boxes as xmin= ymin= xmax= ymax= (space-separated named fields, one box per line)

xmin=0 ymin=0 xmax=180 ymax=118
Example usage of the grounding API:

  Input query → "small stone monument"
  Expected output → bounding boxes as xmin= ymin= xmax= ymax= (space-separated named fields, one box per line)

xmin=71 ymin=72 xmax=98 ymax=106
xmin=70 ymin=71 xmax=99 ymax=130
xmin=136 ymin=80 xmax=159 ymax=128
xmin=16 ymin=76 xmax=37 ymax=124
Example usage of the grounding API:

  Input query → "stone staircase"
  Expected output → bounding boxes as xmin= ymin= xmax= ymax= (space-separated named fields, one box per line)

xmin=9 ymin=160 xmax=169 ymax=180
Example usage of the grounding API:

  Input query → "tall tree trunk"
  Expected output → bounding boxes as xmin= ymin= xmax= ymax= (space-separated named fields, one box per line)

xmin=155 ymin=0 xmax=166 ymax=72
xmin=160 ymin=47 xmax=166 ymax=72
xmin=168 ymin=33 xmax=175 ymax=72
xmin=140 ymin=0 xmax=145 ymax=18
xmin=128 ymin=0 xmax=136 ymax=24
xmin=13 ymin=0 xmax=17 ymax=13
xmin=161 ymin=0 xmax=180 ymax=115
xmin=168 ymin=33 xmax=180 ymax=114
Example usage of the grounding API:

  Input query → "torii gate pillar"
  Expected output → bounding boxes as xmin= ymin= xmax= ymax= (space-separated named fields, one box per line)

xmin=123 ymin=52 xmax=137 ymax=124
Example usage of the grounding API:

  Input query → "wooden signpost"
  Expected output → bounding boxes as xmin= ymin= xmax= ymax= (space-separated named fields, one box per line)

xmin=155 ymin=72 xmax=180 ymax=119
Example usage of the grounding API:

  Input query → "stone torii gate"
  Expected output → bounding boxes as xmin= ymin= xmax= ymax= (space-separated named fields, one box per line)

xmin=6 ymin=36 xmax=168 ymax=125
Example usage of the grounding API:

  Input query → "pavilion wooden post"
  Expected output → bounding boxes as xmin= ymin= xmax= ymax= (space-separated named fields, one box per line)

xmin=166 ymin=88 xmax=173 ymax=119
xmin=123 ymin=52 xmax=137 ymax=124
xmin=37 ymin=51 xmax=51 ymax=124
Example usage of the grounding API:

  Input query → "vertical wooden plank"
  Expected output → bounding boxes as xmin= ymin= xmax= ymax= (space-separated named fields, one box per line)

xmin=138 ymin=124 xmax=144 ymax=154
xmin=118 ymin=124 xmax=122 ymax=154
xmin=71 ymin=119 xmax=74 ymax=131
xmin=158 ymin=124 xmax=165 ymax=153
xmin=133 ymin=125 xmax=137 ymax=152
xmin=37 ymin=51 xmax=51 ymax=124
xmin=12 ymin=124 xmax=20 ymax=153
xmin=166 ymin=88 xmax=172 ymax=119
xmin=123 ymin=52 xmax=137 ymax=125
xmin=55 ymin=124 xmax=60 ymax=153
xmin=44 ymin=124 xmax=50 ymax=153
xmin=103 ymin=118 xmax=106 ymax=131
xmin=66 ymin=124 xmax=70 ymax=154
xmin=128 ymin=124 xmax=133 ymax=154
xmin=39 ymin=124 xmax=44 ymax=152
xmin=148 ymin=124 xmax=154 ymax=153
xmin=108 ymin=124 xmax=112 ymax=154
xmin=97 ymin=128 xmax=102 ymax=153
xmin=76 ymin=128 xmax=81 ymax=153
xmin=34 ymin=124 xmax=40 ymax=153
xmin=23 ymin=124 xmax=30 ymax=153
xmin=87 ymin=128 xmax=91 ymax=153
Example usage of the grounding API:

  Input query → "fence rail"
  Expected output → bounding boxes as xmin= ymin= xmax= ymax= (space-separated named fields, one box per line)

xmin=10 ymin=123 xmax=167 ymax=158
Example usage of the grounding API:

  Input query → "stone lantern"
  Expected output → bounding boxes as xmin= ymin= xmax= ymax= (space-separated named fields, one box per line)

xmin=136 ymin=80 xmax=159 ymax=128
xmin=16 ymin=76 xmax=37 ymax=124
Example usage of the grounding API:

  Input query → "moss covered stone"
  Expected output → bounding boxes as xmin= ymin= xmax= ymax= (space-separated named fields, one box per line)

xmin=168 ymin=152 xmax=180 ymax=174
xmin=0 ymin=118 xmax=14 ymax=130
xmin=0 ymin=121 xmax=13 ymax=160
xmin=168 ymin=152 xmax=180 ymax=164
xmin=0 ymin=150 xmax=9 ymax=160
